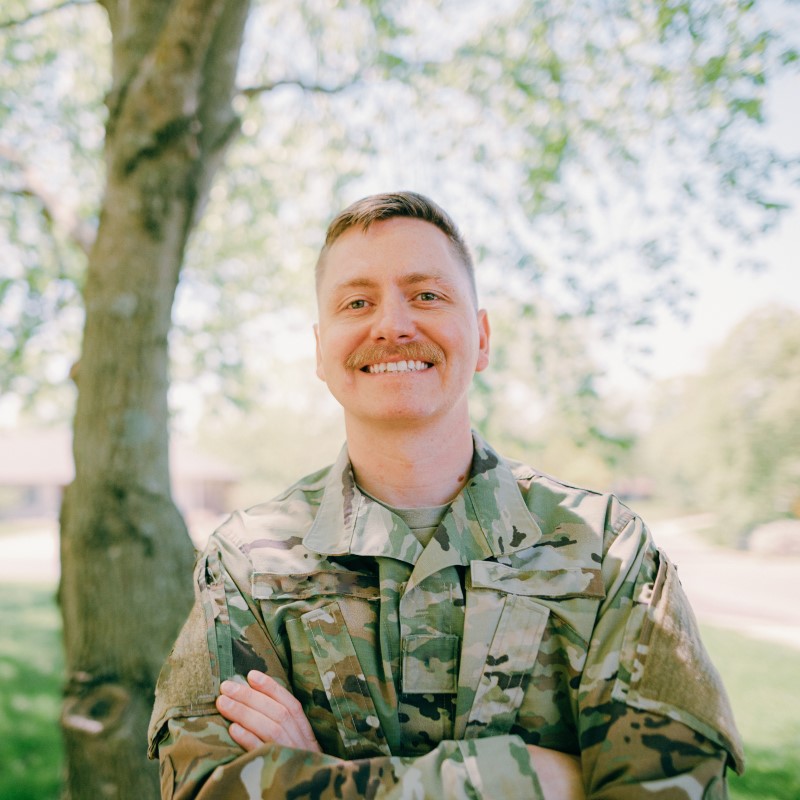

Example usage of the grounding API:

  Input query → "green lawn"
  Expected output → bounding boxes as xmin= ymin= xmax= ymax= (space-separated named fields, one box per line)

xmin=702 ymin=626 xmax=800 ymax=800
xmin=0 ymin=584 xmax=64 ymax=800
xmin=0 ymin=584 xmax=798 ymax=798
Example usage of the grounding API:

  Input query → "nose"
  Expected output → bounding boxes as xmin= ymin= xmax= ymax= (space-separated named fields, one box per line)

xmin=371 ymin=292 xmax=415 ymax=342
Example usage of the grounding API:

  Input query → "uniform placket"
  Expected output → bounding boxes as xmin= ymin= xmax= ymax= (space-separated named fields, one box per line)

xmin=396 ymin=554 xmax=466 ymax=754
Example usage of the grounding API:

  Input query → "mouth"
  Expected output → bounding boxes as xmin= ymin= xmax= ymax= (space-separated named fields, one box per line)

xmin=361 ymin=360 xmax=433 ymax=374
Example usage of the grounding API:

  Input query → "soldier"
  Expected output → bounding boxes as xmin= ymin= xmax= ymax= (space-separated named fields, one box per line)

xmin=148 ymin=192 xmax=744 ymax=798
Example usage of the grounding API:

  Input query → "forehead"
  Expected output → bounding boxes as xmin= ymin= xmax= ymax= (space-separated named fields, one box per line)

xmin=317 ymin=218 xmax=465 ymax=296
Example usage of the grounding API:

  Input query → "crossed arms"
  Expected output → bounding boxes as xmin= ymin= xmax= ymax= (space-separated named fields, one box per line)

xmin=215 ymin=670 xmax=584 ymax=799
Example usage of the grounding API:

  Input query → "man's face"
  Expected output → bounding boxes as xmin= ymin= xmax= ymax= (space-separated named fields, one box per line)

xmin=314 ymin=217 xmax=490 ymax=430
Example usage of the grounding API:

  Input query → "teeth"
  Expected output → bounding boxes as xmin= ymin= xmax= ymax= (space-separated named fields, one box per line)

xmin=366 ymin=360 xmax=431 ymax=374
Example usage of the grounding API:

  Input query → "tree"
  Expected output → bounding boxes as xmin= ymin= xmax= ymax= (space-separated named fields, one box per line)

xmin=0 ymin=1 xmax=798 ymax=798
xmin=3 ymin=0 xmax=798 ymax=419
xmin=53 ymin=2 xmax=251 ymax=797
xmin=643 ymin=305 xmax=800 ymax=545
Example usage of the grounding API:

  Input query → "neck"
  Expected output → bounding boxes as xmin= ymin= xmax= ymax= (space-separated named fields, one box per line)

xmin=344 ymin=415 xmax=475 ymax=508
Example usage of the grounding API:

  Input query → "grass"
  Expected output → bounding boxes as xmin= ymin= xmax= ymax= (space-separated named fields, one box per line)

xmin=0 ymin=585 xmax=798 ymax=799
xmin=0 ymin=583 xmax=64 ymax=800
xmin=701 ymin=625 xmax=800 ymax=800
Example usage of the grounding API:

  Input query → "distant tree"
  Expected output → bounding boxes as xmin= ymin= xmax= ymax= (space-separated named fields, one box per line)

xmin=644 ymin=305 xmax=800 ymax=545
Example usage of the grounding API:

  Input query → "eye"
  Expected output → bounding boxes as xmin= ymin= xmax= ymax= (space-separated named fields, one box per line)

xmin=347 ymin=299 xmax=368 ymax=309
xmin=417 ymin=291 xmax=440 ymax=301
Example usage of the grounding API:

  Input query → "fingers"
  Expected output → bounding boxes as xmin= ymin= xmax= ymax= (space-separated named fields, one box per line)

xmin=246 ymin=671 xmax=320 ymax=751
xmin=216 ymin=672 xmax=321 ymax=753
xmin=228 ymin=722 xmax=264 ymax=753
xmin=248 ymin=672 xmax=320 ymax=748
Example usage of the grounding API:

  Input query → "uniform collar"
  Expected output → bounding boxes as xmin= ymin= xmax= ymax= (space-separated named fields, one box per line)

xmin=302 ymin=432 xmax=542 ymax=562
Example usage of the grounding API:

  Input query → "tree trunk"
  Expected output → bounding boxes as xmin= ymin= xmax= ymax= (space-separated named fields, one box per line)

xmin=59 ymin=2 xmax=250 ymax=797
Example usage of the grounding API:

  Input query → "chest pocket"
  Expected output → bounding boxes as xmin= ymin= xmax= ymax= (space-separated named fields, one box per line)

xmin=456 ymin=560 xmax=604 ymax=740
xmin=254 ymin=571 xmax=391 ymax=760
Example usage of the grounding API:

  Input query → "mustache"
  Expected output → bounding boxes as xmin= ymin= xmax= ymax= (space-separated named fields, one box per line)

xmin=344 ymin=342 xmax=444 ymax=371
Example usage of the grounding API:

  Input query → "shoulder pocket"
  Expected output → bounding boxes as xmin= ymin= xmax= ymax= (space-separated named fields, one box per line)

xmin=147 ymin=595 xmax=218 ymax=758
xmin=612 ymin=550 xmax=745 ymax=774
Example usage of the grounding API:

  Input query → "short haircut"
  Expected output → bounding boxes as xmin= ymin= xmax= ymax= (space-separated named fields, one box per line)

xmin=315 ymin=191 xmax=477 ymax=304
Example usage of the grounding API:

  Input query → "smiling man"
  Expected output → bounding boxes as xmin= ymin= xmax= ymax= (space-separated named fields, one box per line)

xmin=148 ymin=192 xmax=744 ymax=799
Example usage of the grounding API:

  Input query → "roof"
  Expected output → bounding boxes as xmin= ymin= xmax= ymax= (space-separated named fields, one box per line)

xmin=0 ymin=427 xmax=238 ymax=486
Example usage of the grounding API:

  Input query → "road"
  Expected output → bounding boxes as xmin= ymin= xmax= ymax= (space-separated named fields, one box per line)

xmin=2 ymin=516 xmax=799 ymax=650
xmin=652 ymin=514 xmax=800 ymax=650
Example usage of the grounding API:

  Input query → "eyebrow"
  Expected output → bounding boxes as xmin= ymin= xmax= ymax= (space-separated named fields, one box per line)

xmin=332 ymin=271 xmax=453 ymax=293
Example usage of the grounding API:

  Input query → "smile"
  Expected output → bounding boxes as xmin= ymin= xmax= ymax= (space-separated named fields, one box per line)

xmin=362 ymin=360 xmax=433 ymax=374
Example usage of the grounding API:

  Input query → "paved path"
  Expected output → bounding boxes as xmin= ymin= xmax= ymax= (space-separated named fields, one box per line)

xmin=2 ymin=516 xmax=799 ymax=649
xmin=651 ymin=514 xmax=800 ymax=650
xmin=0 ymin=522 xmax=60 ymax=585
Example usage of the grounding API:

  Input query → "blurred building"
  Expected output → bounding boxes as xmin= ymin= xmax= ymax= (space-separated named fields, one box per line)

xmin=0 ymin=428 xmax=238 ymax=521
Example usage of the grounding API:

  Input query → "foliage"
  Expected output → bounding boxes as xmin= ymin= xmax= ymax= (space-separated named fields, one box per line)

xmin=196 ymin=366 xmax=346 ymax=507
xmin=470 ymin=296 xmax=639 ymax=490
xmin=2 ymin=581 xmax=797 ymax=799
xmin=0 ymin=0 xmax=107 ymax=415
xmin=642 ymin=305 xmax=800 ymax=545
xmin=1 ymin=0 xmax=798 ymax=423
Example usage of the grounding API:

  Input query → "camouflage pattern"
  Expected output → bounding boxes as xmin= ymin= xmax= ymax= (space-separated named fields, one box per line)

xmin=149 ymin=433 xmax=744 ymax=798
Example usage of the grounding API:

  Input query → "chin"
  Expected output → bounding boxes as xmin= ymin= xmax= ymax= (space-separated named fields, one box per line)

xmin=354 ymin=405 xmax=441 ymax=425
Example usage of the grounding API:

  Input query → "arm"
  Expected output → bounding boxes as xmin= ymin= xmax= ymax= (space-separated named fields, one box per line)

xmin=215 ymin=670 xmax=584 ymax=800
xmin=576 ymin=507 xmax=744 ymax=797
xmin=157 ymin=702 xmax=550 ymax=800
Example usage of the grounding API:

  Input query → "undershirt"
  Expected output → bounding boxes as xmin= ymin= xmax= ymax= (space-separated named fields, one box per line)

xmin=357 ymin=487 xmax=450 ymax=547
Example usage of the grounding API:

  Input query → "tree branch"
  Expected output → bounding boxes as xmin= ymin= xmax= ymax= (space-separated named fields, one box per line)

xmin=0 ymin=144 xmax=94 ymax=255
xmin=239 ymin=76 xmax=363 ymax=98
xmin=111 ymin=0 xmax=233 ymax=174
xmin=0 ymin=0 xmax=94 ymax=29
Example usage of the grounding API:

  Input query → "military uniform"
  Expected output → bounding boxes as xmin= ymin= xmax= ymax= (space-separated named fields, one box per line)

xmin=149 ymin=433 xmax=744 ymax=798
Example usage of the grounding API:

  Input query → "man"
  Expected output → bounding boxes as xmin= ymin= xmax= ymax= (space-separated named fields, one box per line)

xmin=149 ymin=192 xmax=744 ymax=798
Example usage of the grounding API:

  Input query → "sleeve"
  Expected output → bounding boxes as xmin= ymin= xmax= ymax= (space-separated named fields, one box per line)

xmin=148 ymin=537 xmax=545 ymax=800
xmin=577 ymin=506 xmax=745 ymax=799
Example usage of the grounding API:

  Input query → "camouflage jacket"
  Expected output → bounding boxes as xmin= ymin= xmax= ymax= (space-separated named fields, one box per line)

xmin=149 ymin=433 xmax=744 ymax=799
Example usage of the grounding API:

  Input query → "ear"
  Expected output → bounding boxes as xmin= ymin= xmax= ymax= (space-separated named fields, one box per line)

xmin=313 ymin=323 xmax=326 ymax=382
xmin=475 ymin=309 xmax=490 ymax=373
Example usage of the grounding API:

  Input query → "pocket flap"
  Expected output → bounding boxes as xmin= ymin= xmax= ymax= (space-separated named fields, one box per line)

xmin=253 ymin=570 xmax=380 ymax=601
xmin=470 ymin=560 xmax=605 ymax=599
xmin=302 ymin=602 xmax=391 ymax=758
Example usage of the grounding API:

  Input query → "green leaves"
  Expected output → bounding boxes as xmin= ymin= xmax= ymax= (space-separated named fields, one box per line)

xmin=2 ymin=0 xmax=798 ymax=424
xmin=643 ymin=307 xmax=800 ymax=544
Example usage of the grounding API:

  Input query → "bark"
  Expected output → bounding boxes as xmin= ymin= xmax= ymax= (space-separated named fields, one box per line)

xmin=58 ymin=1 xmax=251 ymax=798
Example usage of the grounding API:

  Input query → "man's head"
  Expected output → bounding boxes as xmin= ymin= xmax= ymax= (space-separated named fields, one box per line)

xmin=312 ymin=196 xmax=490 ymax=432
xmin=316 ymin=191 xmax=478 ymax=307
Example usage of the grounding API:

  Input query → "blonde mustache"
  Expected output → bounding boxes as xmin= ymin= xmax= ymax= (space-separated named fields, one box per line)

xmin=344 ymin=342 xmax=444 ymax=371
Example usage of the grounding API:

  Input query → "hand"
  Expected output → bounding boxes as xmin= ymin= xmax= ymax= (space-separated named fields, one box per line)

xmin=216 ymin=670 xmax=321 ymax=753
xmin=526 ymin=745 xmax=585 ymax=800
